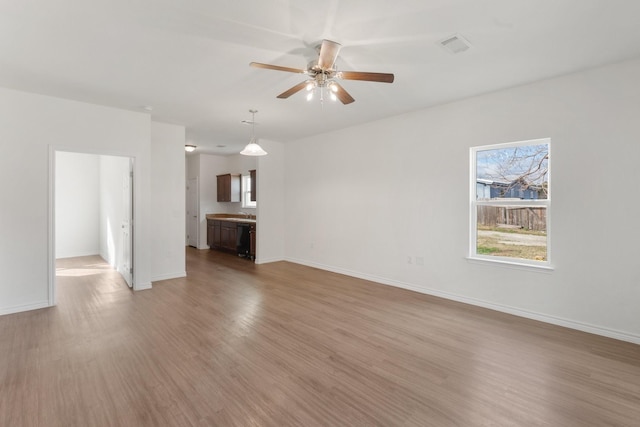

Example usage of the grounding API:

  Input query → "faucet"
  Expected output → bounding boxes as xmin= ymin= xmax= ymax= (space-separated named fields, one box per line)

xmin=238 ymin=211 xmax=251 ymax=218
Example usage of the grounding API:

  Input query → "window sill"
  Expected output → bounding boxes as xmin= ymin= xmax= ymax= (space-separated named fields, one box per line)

xmin=466 ymin=256 xmax=554 ymax=273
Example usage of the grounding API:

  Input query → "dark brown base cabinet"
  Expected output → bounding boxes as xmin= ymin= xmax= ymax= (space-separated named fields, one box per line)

xmin=206 ymin=220 xmax=219 ymax=248
xmin=220 ymin=222 xmax=237 ymax=251
xmin=207 ymin=219 xmax=255 ymax=261
xmin=207 ymin=219 xmax=236 ymax=251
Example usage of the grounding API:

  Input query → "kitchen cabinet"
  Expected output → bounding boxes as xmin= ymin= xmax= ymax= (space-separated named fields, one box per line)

xmin=207 ymin=219 xmax=219 ymax=248
xmin=207 ymin=220 xmax=221 ymax=248
xmin=249 ymin=169 xmax=256 ymax=202
xmin=207 ymin=219 xmax=240 ymax=252
xmin=207 ymin=218 xmax=256 ymax=261
xmin=220 ymin=221 xmax=237 ymax=251
xmin=217 ymin=173 xmax=241 ymax=202
xmin=207 ymin=219 xmax=220 ymax=248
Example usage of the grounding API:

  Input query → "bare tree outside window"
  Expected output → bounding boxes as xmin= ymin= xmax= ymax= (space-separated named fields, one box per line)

xmin=471 ymin=139 xmax=551 ymax=266
xmin=476 ymin=143 xmax=549 ymax=200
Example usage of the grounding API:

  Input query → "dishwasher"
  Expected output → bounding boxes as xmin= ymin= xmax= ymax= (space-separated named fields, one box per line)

xmin=236 ymin=224 xmax=251 ymax=258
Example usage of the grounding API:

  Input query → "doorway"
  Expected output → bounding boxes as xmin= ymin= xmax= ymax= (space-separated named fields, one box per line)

xmin=52 ymin=150 xmax=134 ymax=304
xmin=186 ymin=178 xmax=198 ymax=248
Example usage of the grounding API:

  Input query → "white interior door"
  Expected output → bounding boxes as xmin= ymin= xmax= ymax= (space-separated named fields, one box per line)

xmin=186 ymin=178 xmax=198 ymax=247
xmin=119 ymin=165 xmax=133 ymax=287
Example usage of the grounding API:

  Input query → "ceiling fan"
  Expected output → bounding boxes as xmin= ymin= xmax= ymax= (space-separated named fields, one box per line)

xmin=250 ymin=39 xmax=394 ymax=105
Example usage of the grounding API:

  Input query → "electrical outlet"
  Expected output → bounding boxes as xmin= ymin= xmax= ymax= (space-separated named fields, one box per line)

xmin=407 ymin=256 xmax=412 ymax=264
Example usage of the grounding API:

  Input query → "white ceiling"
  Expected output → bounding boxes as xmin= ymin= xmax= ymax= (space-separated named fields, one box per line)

xmin=1 ymin=0 xmax=640 ymax=155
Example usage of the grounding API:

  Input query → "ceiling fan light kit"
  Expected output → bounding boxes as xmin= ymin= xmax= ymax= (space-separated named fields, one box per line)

xmin=304 ymin=73 xmax=343 ymax=103
xmin=250 ymin=39 xmax=394 ymax=105
xmin=240 ymin=109 xmax=268 ymax=156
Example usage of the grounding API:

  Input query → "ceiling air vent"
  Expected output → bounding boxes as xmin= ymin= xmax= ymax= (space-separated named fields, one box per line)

xmin=439 ymin=34 xmax=471 ymax=54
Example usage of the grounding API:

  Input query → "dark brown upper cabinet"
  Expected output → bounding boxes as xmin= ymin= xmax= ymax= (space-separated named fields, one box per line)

xmin=249 ymin=169 xmax=256 ymax=202
xmin=217 ymin=173 xmax=241 ymax=202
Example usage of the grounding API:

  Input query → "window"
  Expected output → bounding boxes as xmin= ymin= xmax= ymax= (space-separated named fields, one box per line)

xmin=470 ymin=138 xmax=550 ymax=267
xmin=242 ymin=174 xmax=256 ymax=208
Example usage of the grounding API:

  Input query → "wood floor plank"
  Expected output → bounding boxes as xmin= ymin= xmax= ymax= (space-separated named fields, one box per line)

xmin=1 ymin=249 xmax=639 ymax=426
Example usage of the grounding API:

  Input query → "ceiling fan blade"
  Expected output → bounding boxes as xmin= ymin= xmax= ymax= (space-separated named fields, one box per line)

xmin=339 ymin=71 xmax=395 ymax=83
xmin=332 ymin=82 xmax=355 ymax=105
xmin=317 ymin=39 xmax=342 ymax=70
xmin=250 ymin=62 xmax=306 ymax=74
xmin=277 ymin=81 xmax=308 ymax=99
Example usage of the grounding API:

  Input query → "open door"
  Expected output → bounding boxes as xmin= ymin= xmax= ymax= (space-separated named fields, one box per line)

xmin=186 ymin=178 xmax=198 ymax=248
xmin=119 ymin=161 xmax=133 ymax=287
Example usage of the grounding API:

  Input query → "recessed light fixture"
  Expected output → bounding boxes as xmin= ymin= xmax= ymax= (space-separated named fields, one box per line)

xmin=216 ymin=144 xmax=226 ymax=148
xmin=185 ymin=144 xmax=196 ymax=152
xmin=141 ymin=105 xmax=153 ymax=112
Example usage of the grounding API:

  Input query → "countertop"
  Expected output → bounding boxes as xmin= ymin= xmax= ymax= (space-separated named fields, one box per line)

xmin=206 ymin=214 xmax=256 ymax=224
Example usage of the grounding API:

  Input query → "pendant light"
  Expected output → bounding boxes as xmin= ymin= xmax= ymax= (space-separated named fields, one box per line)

xmin=240 ymin=109 xmax=267 ymax=156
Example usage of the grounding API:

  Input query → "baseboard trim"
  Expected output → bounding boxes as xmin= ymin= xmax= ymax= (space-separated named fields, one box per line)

xmin=255 ymin=256 xmax=284 ymax=265
xmin=134 ymin=282 xmax=152 ymax=291
xmin=285 ymin=257 xmax=640 ymax=345
xmin=0 ymin=300 xmax=51 ymax=316
xmin=151 ymin=272 xmax=187 ymax=282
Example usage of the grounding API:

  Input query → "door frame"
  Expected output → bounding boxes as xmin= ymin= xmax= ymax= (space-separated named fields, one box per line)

xmin=48 ymin=146 xmax=139 ymax=306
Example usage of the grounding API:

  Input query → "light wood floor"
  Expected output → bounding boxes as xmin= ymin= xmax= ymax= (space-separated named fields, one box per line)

xmin=1 ymin=249 xmax=639 ymax=426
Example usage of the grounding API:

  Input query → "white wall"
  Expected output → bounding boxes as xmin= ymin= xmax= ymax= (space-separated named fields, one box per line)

xmin=284 ymin=59 xmax=640 ymax=343
xmin=256 ymin=140 xmax=285 ymax=264
xmin=55 ymin=152 xmax=100 ymax=258
xmin=150 ymin=121 xmax=186 ymax=281
xmin=0 ymin=87 xmax=153 ymax=314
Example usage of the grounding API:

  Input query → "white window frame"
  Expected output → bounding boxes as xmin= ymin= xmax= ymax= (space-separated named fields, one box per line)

xmin=241 ymin=174 xmax=256 ymax=208
xmin=469 ymin=138 xmax=551 ymax=269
